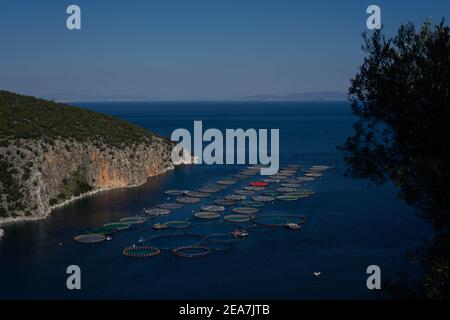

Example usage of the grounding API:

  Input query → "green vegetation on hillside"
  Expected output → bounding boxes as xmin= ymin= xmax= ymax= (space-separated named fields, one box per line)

xmin=0 ymin=91 xmax=157 ymax=148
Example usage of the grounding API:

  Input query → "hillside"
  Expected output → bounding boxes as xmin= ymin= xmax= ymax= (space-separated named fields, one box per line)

xmin=0 ymin=91 xmax=176 ymax=223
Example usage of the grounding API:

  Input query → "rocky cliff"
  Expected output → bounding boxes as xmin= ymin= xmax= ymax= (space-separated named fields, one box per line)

xmin=0 ymin=91 xmax=176 ymax=224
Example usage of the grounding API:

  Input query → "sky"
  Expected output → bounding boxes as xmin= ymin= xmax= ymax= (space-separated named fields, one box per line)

xmin=0 ymin=0 xmax=449 ymax=101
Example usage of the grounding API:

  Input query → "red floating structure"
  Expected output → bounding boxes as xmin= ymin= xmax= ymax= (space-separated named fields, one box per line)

xmin=249 ymin=181 xmax=268 ymax=187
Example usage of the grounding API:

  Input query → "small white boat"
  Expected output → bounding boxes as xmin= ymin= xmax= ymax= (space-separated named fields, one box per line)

xmin=232 ymin=229 xmax=249 ymax=238
xmin=285 ymin=223 xmax=302 ymax=230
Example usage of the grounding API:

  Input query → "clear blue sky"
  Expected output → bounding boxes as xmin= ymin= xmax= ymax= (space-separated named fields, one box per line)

xmin=0 ymin=0 xmax=448 ymax=100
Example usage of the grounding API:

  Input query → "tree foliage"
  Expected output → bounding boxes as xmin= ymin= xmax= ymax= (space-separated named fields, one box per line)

xmin=340 ymin=19 xmax=450 ymax=299
xmin=340 ymin=20 xmax=450 ymax=232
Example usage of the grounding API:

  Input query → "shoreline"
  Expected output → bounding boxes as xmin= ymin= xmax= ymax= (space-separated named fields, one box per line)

xmin=0 ymin=166 xmax=173 ymax=228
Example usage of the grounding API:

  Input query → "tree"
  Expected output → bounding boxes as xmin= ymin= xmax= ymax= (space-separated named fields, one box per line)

xmin=339 ymin=20 xmax=450 ymax=299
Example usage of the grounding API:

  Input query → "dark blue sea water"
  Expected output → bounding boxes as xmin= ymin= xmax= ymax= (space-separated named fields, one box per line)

xmin=0 ymin=102 xmax=431 ymax=299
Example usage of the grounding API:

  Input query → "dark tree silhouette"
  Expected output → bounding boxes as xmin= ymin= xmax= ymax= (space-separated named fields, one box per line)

xmin=339 ymin=20 xmax=450 ymax=299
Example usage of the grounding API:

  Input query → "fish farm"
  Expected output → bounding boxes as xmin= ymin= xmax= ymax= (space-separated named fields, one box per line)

xmin=71 ymin=164 xmax=331 ymax=260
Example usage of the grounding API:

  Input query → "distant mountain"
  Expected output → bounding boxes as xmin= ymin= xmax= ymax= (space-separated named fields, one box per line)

xmin=244 ymin=91 xmax=347 ymax=101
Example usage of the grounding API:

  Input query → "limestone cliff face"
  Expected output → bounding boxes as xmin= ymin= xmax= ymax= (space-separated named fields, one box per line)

xmin=0 ymin=137 xmax=174 ymax=222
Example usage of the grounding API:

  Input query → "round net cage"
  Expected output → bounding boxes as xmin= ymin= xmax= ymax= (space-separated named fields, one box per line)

xmin=200 ymin=205 xmax=225 ymax=212
xmin=165 ymin=220 xmax=192 ymax=229
xmin=103 ymin=222 xmax=132 ymax=231
xmin=276 ymin=187 xmax=301 ymax=193
xmin=74 ymin=234 xmax=106 ymax=244
xmin=145 ymin=233 xmax=203 ymax=250
xmin=271 ymin=175 xmax=288 ymax=180
xmin=225 ymin=195 xmax=246 ymax=201
xmin=165 ymin=190 xmax=188 ymax=196
xmin=217 ymin=179 xmax=238 ymax=186
xmin=177 ymin=197 xmax=201 ymax=204
xmin=158 ymin=203 xmax=183 ymax=210
xmin=214 ymin=199 xmax=237 ymax=206
xmin=87 ymin=225 xmax=118 ymax=236
xmin=194 ymin=211 xmax=221 ymax=220
xmin=311 ymin=165 xmax=330 ymax=170
xmin=234 ymin=190 xmax=255 ymax=196
xmin=244 ymin=186 xmax=266 ymax=192
xmin=252 ymin=196 xmax=275 ymax=202
xmin=199 ymin=186 xmax=223 ymax=193
xmin=120 ymin=216 xmax=147 ymax=224
xmin=123 ymin=246 xmax=160 ymax=258
xmin=281 ymin=183 xmax=302 ymax=188
xmin=252 ymin=214 xmax=307 ymax=227
xmin=305 ymin=172 xmax=323 ymax=178
xmin=250 ymin=181 xmax=269 ymax=187
xmin=262 ymin=178 xmax=280 ymax=183
xmin=296 ymin=176 xmax=315 ymax=182
xmin=241 ymin=201 xmax=265 ymax=208
xmin=278 ymin=171 xmax=296 ymax=177
xmin=231 ymin=207 xmax=259 ymax=215
xmin=224 ymin=214 xmax=252 ymax=222
xmin=187 ymin=191 xmax=211 ymax=198
xmin=276 ymin=195 xmax=299 ymax=201
xmin=172 ymin=246 xmax=211 ymax=258
xmin=144 ymin=208 xmax=170 ymax=217
xmin=287 ymin=191 xmax=313 ymax=198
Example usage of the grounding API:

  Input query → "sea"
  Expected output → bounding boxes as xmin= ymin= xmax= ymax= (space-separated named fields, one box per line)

xmin=0 ymin=101 xmax=431 ymax=299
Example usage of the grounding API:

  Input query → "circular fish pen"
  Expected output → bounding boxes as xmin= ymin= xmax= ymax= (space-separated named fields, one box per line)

xmin=241 ymin=201 xmax=265 ymax=208
xmin=87 ymin=225 xmax=118 ymax=236
xmin=158 ymin=203 xmax=183 ymax=210
xmin=281 ymin=183 xmax=302 ymax=188
xmin=200 ymin=205 xmax=225 ymax=212
xmin=244 ymin=186 xmax=266 ymax=192
xmin=217 ymin=179 xmax=238 ymax=186
xmin=172 ymin=246 xmax=211 ymax=258
xmin=250 ymin=181 xmax=268 ymax=187
xmin=120 ymin=217 xmax=147 ymax=224
xmin=194 ymin=212 xmax=221 ymax=220
xmin=231 ymin=207 xmax=259 ymax=215
xmin=165 ymin=190 xmax=188 ymax=196
xmin=252 ymin=196 xmax=275 ymax=202
xmin=123 ymin=246 xmax=160 ymax=258
xmin=74 ymin=234 xmax=106 ymax=244
xmin=225 ymin=195 xmax=246 ymax=201
xmin=145 ymin=234 xmax=203 ymax=250
xmin=276 ymin=187 xmax=300 ymax=193
xmin=214 ymin=199 xmax=237 ymax=206
xmin=234 ymin=190 xmax=255 ymax=196
xmin=224 ymin=214 xmax=252 ymax=222
xmin=187 ymin=191 xmax=211 ymax=198
xmin=276 ymin=195 xmax=299 ymax=201
xmin=252 ymin=214 xmax=306 ymax=227
xmin=165 ymin=220 xmax=192 ymax=229
xmin=145 ymin=208 xmax=171 ymax=217
xmin=103 ymin=222 xmax=132 ymax=231
xmin=199 ymin=187 xmax=223 ymax=193
xmin=262 ymin=178 xmax=280 ymax=183
xmin=177 ymin=197 xmax=201 ymax=204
